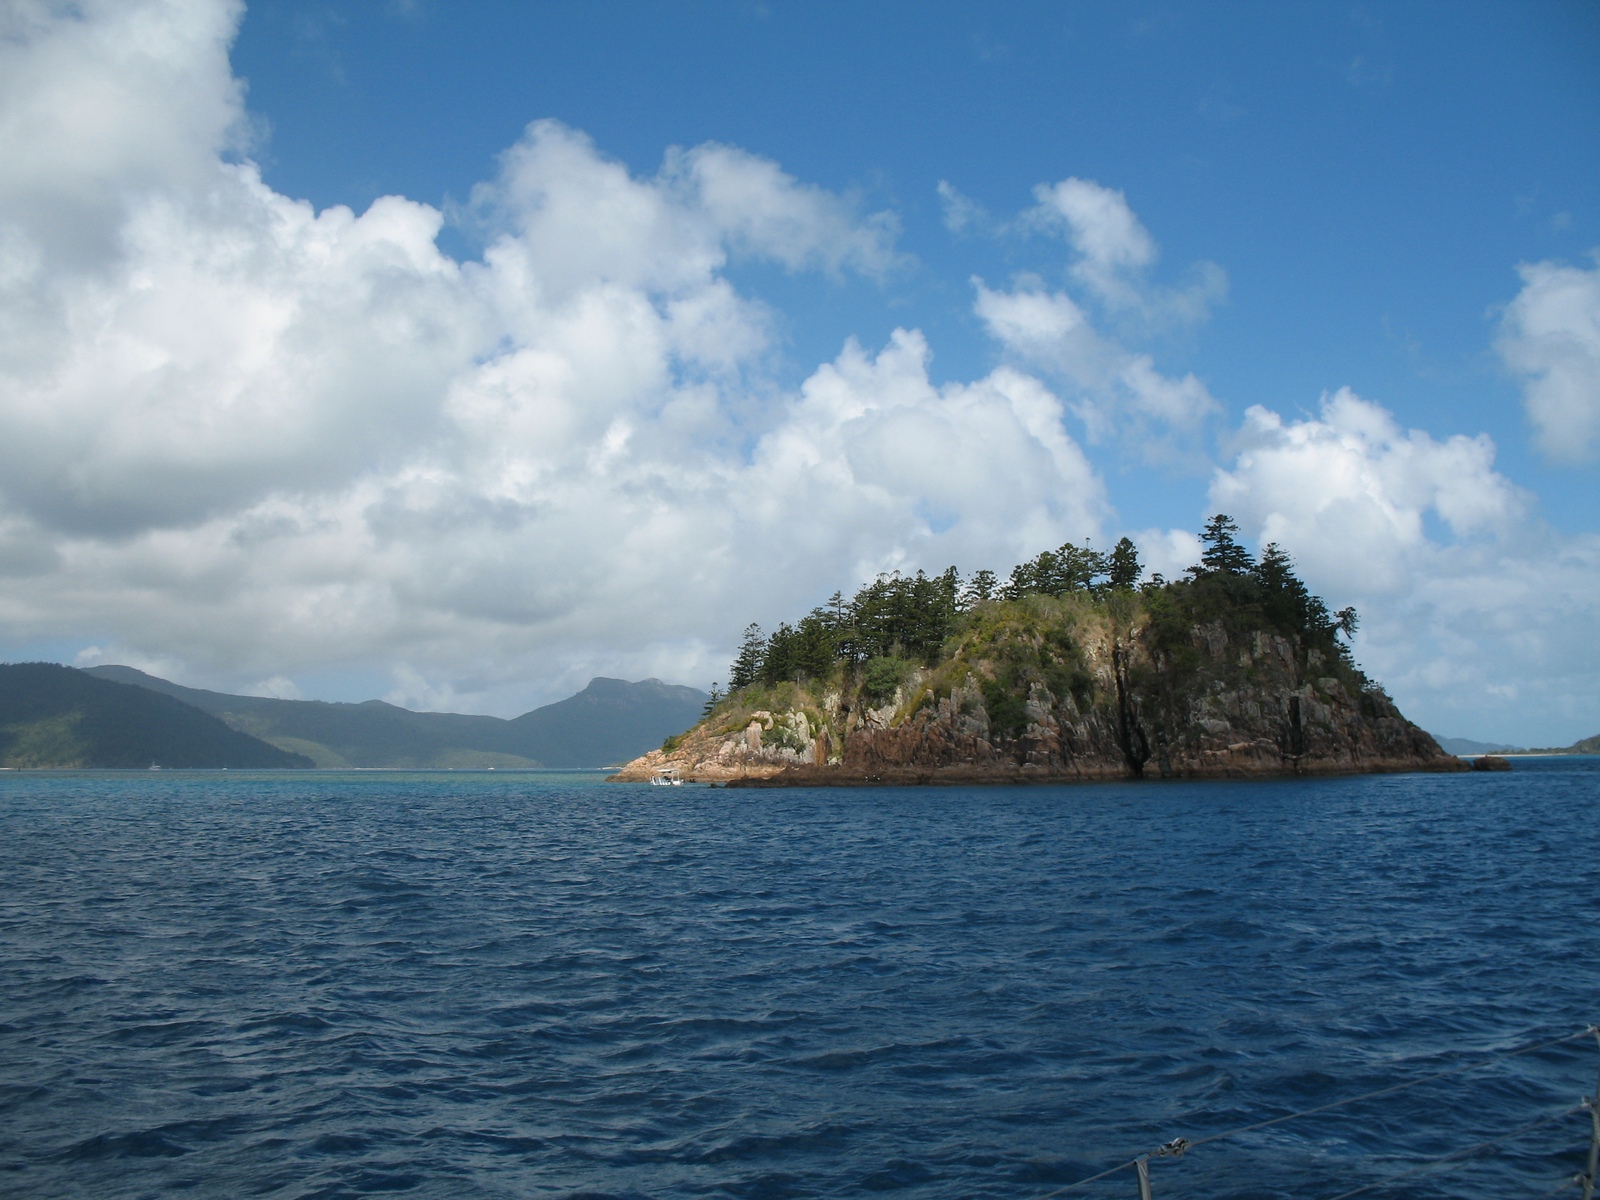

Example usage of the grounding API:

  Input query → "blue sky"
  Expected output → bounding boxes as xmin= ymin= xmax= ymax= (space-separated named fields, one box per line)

xmin=0 ymin=0 xmax=1596 ymax=744
xmin=229 ymin=1 xmax=1599 ymax=516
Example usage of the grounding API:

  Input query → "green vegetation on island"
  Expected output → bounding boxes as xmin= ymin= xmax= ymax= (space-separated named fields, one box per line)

xmin=622 ymin=517 xmax=1454 ymax=784
xmin=710 ymin=516 xmax=1361 ymax=725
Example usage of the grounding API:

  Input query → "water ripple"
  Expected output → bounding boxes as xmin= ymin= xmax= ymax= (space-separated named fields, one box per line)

xmin=1 ymin=762 xmax=1597 ymax=1197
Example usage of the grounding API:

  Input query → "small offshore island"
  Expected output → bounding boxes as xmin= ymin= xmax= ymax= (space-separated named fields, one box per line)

xmin=611 ymin=517 xmax=1464 ymax=785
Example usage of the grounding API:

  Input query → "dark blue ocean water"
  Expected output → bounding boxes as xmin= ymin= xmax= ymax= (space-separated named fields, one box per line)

xmin=2 ymin=762 xmax=1597 ymax=1200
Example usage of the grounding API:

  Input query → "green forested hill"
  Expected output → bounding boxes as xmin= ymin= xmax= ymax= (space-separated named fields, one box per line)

xmin=0 ymin=663 xmax=313 ymax=768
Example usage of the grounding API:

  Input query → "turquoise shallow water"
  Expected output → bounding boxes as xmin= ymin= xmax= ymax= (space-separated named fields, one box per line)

xmin=1 ymin=761 xmax=1597 ymax=1198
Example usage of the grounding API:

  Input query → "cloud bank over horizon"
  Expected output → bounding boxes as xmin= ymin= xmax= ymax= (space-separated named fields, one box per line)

xmin=0 ymin=0 xmax=1595 ymax=742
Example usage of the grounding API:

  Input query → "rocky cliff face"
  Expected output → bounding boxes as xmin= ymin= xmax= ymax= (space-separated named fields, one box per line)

xmin=609 ymin=596 xmax=1462 ymax=785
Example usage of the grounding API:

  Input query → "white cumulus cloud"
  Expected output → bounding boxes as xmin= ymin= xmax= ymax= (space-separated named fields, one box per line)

xmin=1496 ymin=253 xmax=1600 ymax=463
xmin=1210 ymin=389 xmax=1596 ymax=744
xmin=973 ymin=277 xmax=1219 ymax=444
xmin=0 ymin=0 xmax=248 ymax=268
xmin=963 ymin=178 xmax=1224 ymax=453
xmin=1019 ymin=177 xmax=1226 ymax=324
xmin=1025 ymin=178 xmax=1155 ymax=281
xmin=0 ymin=0 xmax=1105 ymax=711
xmin=1212 ymin=388 xmax=1528 ymax=591
xmin=935 ymin=180 xmax=988 ymax=234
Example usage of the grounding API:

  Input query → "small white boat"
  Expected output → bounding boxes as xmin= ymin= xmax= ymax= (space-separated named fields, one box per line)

xmin=649 ymin=767 xmax=684 ymax=786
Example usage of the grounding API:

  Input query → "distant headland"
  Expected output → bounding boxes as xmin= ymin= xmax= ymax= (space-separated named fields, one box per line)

xmin=611 ymin=517 xmax=1471 ymax=785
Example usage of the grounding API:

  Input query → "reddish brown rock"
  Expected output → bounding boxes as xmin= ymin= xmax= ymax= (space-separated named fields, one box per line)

xmin=610 ymin=599 xmax=1464 ymax=787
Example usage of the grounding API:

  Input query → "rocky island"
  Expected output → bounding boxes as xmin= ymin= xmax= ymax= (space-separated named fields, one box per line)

xmin=610 ymin=517 xmax=1463 ymax=785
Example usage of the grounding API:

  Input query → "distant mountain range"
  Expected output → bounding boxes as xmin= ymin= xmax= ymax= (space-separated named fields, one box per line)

xmin=0 ymin=663 xmax=312 ymax=768
xmin=1433 ymin=736 xmax=1528 ymax=755
xmin=0 ymin=663 xmax=707 ymax=768
xmin=1433 ymin=733 xmax=1600 ymax=756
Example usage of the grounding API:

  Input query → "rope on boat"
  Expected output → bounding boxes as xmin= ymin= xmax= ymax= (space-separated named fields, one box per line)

xmin=1035 ymin=1023 xmax=1600 ymax=1198
xmin=1319 ymin=1103 xmax=1585 ymax=1200
xmin=1541 ymin=1152 xmax=1599 ymax=1199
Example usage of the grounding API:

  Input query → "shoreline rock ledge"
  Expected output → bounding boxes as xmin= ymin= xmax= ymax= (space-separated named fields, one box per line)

xmin=608 ymin=609 xmax=1464 ymax=787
